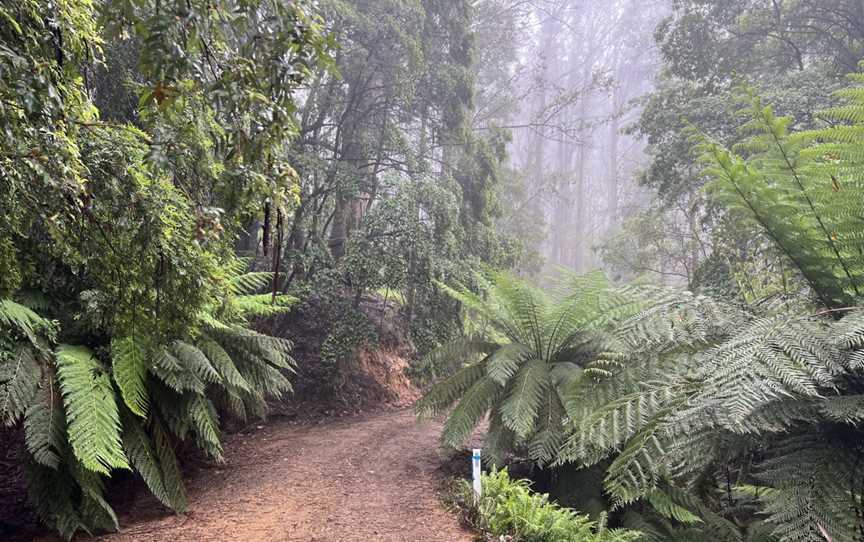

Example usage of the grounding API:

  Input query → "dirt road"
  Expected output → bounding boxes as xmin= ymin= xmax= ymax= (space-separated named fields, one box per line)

xmin=84 ymin=409 xmax=472 ymax=542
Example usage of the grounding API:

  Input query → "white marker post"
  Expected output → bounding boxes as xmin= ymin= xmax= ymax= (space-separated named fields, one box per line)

xmin=471 ymin=448 xmax=482 ymax=501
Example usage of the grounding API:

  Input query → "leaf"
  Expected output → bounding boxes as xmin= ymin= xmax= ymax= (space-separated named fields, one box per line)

xmin=0 ymin=345 xmax=42 ymax=425
xmin=56 ymin=345 xmax=129 ymax=474
xmin=111 ymin=336 xmax=151 ymax=417
xmin=499 ymin=360 xmax=549 ymax=439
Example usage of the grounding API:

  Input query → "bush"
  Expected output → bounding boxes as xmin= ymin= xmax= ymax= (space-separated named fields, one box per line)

xmin=458 ymin=469 xmax=642 ymax=542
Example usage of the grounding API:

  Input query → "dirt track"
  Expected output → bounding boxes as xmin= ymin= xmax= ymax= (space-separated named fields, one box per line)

xmin=79 ymin=409 xmax=472 ymax=542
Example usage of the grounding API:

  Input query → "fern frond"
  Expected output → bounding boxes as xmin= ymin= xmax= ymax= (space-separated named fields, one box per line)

xmin=0 ymin=345 xmax=42 ymax=425
xmin=151 ymin=413 xmax=188 ymax=509
xmin=188 ymin=396 xmax=222 ymax=461
xmin=198 ymin=336 xmax=251 ymax=392
xmin=230 ymin=293 xmax=298 ymax=318
xmin=120 ymin=408 xmax=187 ymax=511
xmin=24 ymin=460 xmax=83 ymax=540
xmin=56 ymin=345 xmax=129 ymax=474
xmin=24 ymin=377 xmax=66 ymax=469
xmin=71 ymin=459 xmax=119 ymax=533
xmin=172 ymin=341 xmax=222 ymax=385
xmin=228 ymin=271 xmax=273 ymax=295
xmin=111 ymin=336 xmax=151 ymax=417
xmin=442 ymin=376 xmax=502 ymax=448
xmin=0 ymin=298 xmax=52 ymax=339
xmin=500 ymin=359 xmax=549 ymax=439
xmin=417 ymin=362 xmax=487 ymax=417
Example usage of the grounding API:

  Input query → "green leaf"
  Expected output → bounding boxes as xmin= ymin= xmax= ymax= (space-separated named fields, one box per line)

xmin=56 ymin=345 xmax=129 ymax=474
xmin=111 ymin=336 xmax=151 ymax=417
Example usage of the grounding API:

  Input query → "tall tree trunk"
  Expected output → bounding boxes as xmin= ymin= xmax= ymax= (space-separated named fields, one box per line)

xmin=607 ymin=87 xmax=621 ymax=231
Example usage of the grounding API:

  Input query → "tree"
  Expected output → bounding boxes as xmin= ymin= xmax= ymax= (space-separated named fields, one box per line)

xmin=417 ymin=271 xmax=640 ymax=465
xmin=568 ymin=78 xmax=864 ymax=542
xmin=0 ymin=0 xmax=328 ymax=537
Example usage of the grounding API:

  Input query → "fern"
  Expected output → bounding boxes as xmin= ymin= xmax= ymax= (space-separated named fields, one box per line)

xmin=500 ymin=359 xmax=549 ymax=439
xmin=24 ymin=379 xmax=67 ymax=469
xmin=120 ymin=407 xmax=188 ymax=512
xmin=421 ymin=272 xmax=639 ymax=458
xmin=55 ymin=345 xmax=129 ymax=474
xmin=0 ymin=298 xmax=53 ymax=340
xmin=111 ymin=336 xmax=151 ymax=417
xmin=0 ymin=345 xmax=42 ymax=425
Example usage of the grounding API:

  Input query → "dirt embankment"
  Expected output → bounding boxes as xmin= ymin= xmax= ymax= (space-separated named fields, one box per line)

xmin=258 ymin=294 xmax=422 ymax=420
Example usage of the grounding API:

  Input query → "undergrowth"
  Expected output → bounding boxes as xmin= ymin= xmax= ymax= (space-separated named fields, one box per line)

xmin=443 ymin=468 xmax=642 ymax=542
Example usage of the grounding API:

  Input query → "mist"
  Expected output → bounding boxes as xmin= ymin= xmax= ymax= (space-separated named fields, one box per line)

xmin=473 ymin=0 xmax=669 ymax=276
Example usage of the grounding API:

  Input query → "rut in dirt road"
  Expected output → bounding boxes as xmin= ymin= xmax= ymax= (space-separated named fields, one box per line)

xmin=82 ymin=409 xmax=473 ymax=542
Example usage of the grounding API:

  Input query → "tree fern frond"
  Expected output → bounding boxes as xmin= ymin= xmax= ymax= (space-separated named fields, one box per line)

xmin=604 ymin=422 xmax=670 ymax=506
xmin=120 ymin=408 xmax=187 ymax=511
xmin=151 ymin=348 xmax=206 ymax=394
xmin=24 ymin=460 xmax=83 ymax=540
xmin=198 ymin=336 xmax=251 ymax=392
xmin=151 ymin=414 xmax=188 ymax=510
xmin=646 ymin=487 xmax=703 ymax=525
xmin=71 ymin=460 xmax=119 ymax=533
xmin=420 ymin=334 xmax=495 ymax=378
xmin=417 ymin=362 xmax=487 ymax=417
xmin=486 ymin=343 xmax=534 ymax=385
xmin=111 ymin=336 xmax=151 ymax=417
xmin=0 ymin=345 xmax=42 ymax=425
xmin=233 ymin=293 xmax=298 ymax=317
xmin=172 ymin=341 xmax=222 ymax=385
xmin=442 ymin=376 xmax=501 ymax=449
xmin=188 ymin=396 xmax=222 ymax=461
xmin=0 ymin=298 xmax=52 ymax=340
xmin=24 ymin=377 xmax=66 ymax=469
xmin=228 ymin=272 xmax=273 ymax=295
xmin=56 ymin=345 xmax=129 ymax=474
xmin=500 ymin=360 xmax=549 ymax=439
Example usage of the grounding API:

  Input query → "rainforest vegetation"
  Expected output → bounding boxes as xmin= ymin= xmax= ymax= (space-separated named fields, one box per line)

xmin=4 ymin=1 xmax=864 ymax=541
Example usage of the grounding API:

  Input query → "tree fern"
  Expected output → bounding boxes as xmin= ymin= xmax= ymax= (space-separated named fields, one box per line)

xmin=419 ymin=272 xmax=640 ymax=459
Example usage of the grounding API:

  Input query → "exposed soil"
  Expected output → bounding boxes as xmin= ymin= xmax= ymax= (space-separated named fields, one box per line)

xmin=54 ymin=409 xmax=473 ymax=542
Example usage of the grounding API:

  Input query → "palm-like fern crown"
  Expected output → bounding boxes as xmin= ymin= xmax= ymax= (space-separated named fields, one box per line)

xmin=0 ymin=259 xmax=298 ymax=539
xmin=417 ymin=271 xmax=642 ymax=464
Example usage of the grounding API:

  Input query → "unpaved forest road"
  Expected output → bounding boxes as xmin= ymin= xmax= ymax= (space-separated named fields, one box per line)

xmin=85 ymin=409 xmax=473 ymax=542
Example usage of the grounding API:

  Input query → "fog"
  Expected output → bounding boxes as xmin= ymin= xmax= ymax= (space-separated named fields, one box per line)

xmin=473 ymin=0 xmax=670 ymax=275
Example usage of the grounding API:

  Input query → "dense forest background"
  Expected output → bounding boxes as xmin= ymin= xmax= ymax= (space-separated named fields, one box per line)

xmin=7 ymin=0 xmax=864 ymax=541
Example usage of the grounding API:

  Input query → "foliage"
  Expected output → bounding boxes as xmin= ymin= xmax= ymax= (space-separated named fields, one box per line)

xmin=2 ymin=263 xmax=297 ymax=539
xmin=456 ymin=469 xmax=641 ymax=542
xmin=612 ymin=0 xmax=860 ymax=286
xmin=425 ymin=69 xmax=864 ymax=542
xmin=0 ymin=0 xmax=326 ymax=538
xmin=274 ymin=0 xmax=521 ymax=367
xmin=417 ymin=271 xmax=642 ymax=464
xmin=558 ymin=77 xmax=864 ymax=542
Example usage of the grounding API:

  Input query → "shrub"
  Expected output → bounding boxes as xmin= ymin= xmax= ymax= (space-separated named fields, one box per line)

xmin=462 ymin=469 xmax=642 ymax=542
